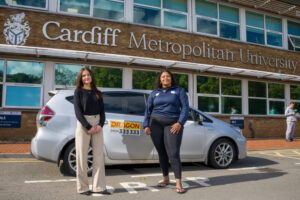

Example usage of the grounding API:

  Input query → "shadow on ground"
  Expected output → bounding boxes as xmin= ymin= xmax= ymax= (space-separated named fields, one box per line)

xmin=60 ymin=155 xmax=278 ymax=177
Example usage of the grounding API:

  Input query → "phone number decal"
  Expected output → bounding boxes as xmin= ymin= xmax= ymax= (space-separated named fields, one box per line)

xmin=110 ymin=121 xmax=141 ymax=136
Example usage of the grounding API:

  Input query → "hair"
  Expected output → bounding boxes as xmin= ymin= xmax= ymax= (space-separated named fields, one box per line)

xmin=154 ymin=69 xmax=177 ymax=89
xmin=75 ymin=67 xmax=102 ymax=99
xmin=290 ymin=102 xmax=295 ymax=105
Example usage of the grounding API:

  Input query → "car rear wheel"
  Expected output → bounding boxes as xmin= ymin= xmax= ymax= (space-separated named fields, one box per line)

xmin=63 ymin=142 xmax=93 ymax=176
xmin=208 ymin=138 xmax=236 ymax=169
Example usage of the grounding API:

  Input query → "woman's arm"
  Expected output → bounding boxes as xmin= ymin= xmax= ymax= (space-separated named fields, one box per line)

xmin=143 ymin=92 xmax=155 ymax=129
xmin=177 ymin=88 xmax=189 ymax=126
xmin=98 ymin=97 xmax=106 ymax=127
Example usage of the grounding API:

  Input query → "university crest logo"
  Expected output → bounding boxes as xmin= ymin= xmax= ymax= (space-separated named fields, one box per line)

xmin=3 ymin=13 xmax=30 ymax=45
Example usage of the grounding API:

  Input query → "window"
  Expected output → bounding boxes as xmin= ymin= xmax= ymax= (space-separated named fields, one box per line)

xmin=132 ymin=70 xmax=159 ymax=90
xmin=221 ymin=78 xmax=241 ymax=114
xmin=133 ymin=0 xmax=188 ymax=30
xmin=55 ymin=64 xmax=85 ymax=87
xmin=249 ymin=81 xmax=285 ymax=115
xmin=246 ymin=11 xmax=282 ymax=47
xmin=248 ymin=81 xmax=266 ymax=115
xmin=103 ymin=92 xmax=146 ymax=115
xmin=5 ymin=60 xmax=44 ymax=108
xmin=198 ymin=96 xmax=219 ymax=112
xmin=197 ymin=76 xmax=241 ymax=114
xmin=195 ymin=0 xmax=240 ymax=40
xmin=0 ymin=60 xmax=3 ymax=82
xmin=91 ymin=66 xmax=122 ymax=88
xmin=2 ymin=0 xmax=47 ymax=8
xmin=93 ymin=0 xmax=124 ymax=21
xmin=174 ymin=73 xmax=188 ymax=92
xmin=60 ymin=0 xmax=124 ymax=21
xmin=268 ymin=83 xmax=285 ymax=115
xmin=290 ymin=85 xmax=300 ymax=100
xmin=290 ymin=85 xmax=300 ymax=116
xmin=60 ymin=0 xmax=90 ymax=15
xmin=197 ymin=76 xmax=219 ymax=112
xmin=188 ymin=108 xmax=213 ymax=123
xmin=294 ymin=103 xmax=300 ymax=116
xmin=288 ymin=21 xmax=300 ymax=52
xmin=0 ymin=0 xmax=8 ymax=5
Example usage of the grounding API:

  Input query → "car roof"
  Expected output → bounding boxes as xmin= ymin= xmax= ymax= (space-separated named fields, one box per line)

xmin=52 ymin=88 xmax=151 ymax=96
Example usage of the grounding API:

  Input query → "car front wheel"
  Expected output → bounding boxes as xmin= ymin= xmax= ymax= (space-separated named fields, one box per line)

xmin=208 ymin=138 xmax=236 ymax=169
xmin=62 ymin=142 xmax=93 ymax=176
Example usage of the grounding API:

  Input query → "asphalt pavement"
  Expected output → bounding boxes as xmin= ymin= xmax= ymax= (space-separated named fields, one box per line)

xmin=0 ymin=148 xmax=300 ymax=200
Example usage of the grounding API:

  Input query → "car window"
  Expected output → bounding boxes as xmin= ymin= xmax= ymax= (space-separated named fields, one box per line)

xmin=189 ymin=108 xmax=213 ymax=123
xmin=103 ymin=92 xmax=146 ymax=116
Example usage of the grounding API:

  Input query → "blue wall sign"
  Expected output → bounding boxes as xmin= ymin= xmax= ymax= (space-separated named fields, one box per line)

xmin=230 ymin=117 xmax=244 ymax=129
xmin=0 ymin=112 xmax=22 ymax=128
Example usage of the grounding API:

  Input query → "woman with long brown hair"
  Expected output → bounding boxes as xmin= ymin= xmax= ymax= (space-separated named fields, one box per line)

xmin=74 ymin=67 xmax=110 ymax=195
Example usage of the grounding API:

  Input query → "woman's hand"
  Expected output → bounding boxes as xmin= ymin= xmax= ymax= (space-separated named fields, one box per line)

xmin=88 ymin=126 xmax=96 ymax=135
xmin=95 ymin=125 xmax=103 ymax=133
xmin=88 ymin=125 xmax=102 ymax=134
xmin=171 ymin=123 xmax=182 ymax=134
xmin=144 ymin=127 xmax=151 ymax=135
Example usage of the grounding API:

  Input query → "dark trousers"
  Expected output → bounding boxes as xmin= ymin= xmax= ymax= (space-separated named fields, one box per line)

xmin=150 ymin=114 xmax=183 ymax=179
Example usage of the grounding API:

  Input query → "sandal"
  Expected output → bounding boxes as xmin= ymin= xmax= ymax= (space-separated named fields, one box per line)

xmin=176 ymin=187 xmax=186 ymax=194
xmin=157 ymin=180 xmax=170 ymax=187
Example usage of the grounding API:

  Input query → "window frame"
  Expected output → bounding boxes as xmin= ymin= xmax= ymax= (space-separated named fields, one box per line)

xmin=132 ymin=68 xmax=160 ymax=91
xmin=54 ymin=63 xmax=87 ymax=89
xmin=248 ymin=80 xmax=285 ymax=116
xmin=290 ymin=85 xmax=300 ymax=113
xmin=133 ymin=0 xmax=189 ymax=31
xmin=195 ymin=74 xmax=242 ymax=115
xmin=287 ymin=20 xmax=300 ymax=52
xmin=91 ymin=65 xmax=123 ymax=88
xmin=3 ymin=0 xmax=48 ymax=10
xmin=1 ymin=59 xmax=44 ymax=109
xmin=58 ymin=0 xmax=125 ymax=21
xmin=193 ymin=0 xmax=240 ymax=40
xmin=246 ymin=11 xmax=283 ymax=48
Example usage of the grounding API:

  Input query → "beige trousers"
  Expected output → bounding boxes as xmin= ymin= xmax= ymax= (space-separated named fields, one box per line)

xmin=75 ymin=115 xmax=106 ymax=193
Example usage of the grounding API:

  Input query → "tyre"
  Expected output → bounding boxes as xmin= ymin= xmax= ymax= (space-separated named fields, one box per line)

xmin=208 ymin=138 xmax=236 ymax=169
xmin=62 ymin=142 xmax=93 ymax=176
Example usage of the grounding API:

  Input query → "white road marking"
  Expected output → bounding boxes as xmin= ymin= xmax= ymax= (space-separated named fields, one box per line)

xmin=292 ymin=150 xmax=300 ymax=155
xmin=186 ymin=177 xmax=211 ymax=187
xmin=228 ymin=167 xmax=266 ymax=171
xmin=25 ymin=179 xmax=76 ymax=183
xmin=120 ymin=182 xmax=159 ymax=194
xmin=131 ymin=173 xmax=174 ymax=178
xmin=295 ymin=163 xmax=300 ymax=165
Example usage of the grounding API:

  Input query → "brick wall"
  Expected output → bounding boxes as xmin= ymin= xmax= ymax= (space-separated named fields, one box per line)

xmin=0 ymin=111 xmax=37 ymax=141
xmin=215 ymin=115 xmax=299 ymax=138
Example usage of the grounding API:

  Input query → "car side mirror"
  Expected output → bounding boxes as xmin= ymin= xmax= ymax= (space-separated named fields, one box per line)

xmin=198 ymin=115 xmax=204 ymax=125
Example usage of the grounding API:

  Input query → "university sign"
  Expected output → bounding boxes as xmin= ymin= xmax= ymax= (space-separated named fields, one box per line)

xmin=42 ymin=20 xmax=298 ymax=73
xmin=1 ymin=11 xmax=299 ymax=75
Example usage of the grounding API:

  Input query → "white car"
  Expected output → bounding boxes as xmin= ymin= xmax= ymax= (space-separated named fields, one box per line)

xmin=31 ymin=89 xmax=247 ymax=175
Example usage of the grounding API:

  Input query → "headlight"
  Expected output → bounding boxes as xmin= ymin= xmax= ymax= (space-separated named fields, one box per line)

xmin=231 ymin=125 xmax=243 ymax=136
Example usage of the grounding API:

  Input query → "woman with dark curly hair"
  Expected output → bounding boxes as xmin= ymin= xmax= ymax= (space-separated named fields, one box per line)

xmin=74 ymin=67 xmax=110 ymax=196
xmin=143 ymin=70 xmax=189 ymax=194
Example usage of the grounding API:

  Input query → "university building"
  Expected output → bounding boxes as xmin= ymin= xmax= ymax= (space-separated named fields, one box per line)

xmin=0 ymin=0 xmax=299 ymax=140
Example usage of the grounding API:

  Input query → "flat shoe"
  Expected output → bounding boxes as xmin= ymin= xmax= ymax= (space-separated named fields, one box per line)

xmin=80 ymin=190 xmax=92 ymax=196
xmin=176 ymin=187 xmax=186 ymax=194
xmin=94 ymin=190 xmax=111 ymax=195
xmin=157 ymin=181 xmax=170 ymax=187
